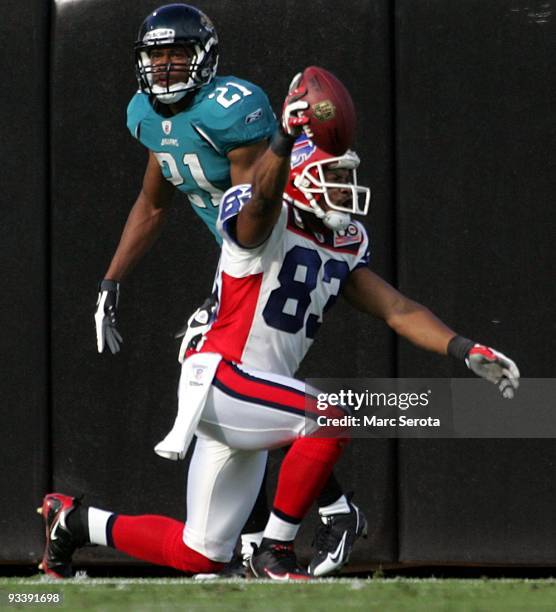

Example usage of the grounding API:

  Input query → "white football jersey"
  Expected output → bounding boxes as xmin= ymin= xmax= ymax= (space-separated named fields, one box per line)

xmin=196 ymin=184 xmax=370 ymax=377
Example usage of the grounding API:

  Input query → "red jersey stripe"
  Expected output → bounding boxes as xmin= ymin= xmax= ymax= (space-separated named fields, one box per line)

xmin=200 ymin=272 xmax=262 ymax=363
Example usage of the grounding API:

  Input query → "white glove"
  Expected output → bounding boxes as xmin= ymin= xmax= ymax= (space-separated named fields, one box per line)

xmin=94 ymin=279 xmax=122 ymax=354
xmin=465 ymin=344 xmax=520 ymax=399
xmin=176 ymin=296 xmax=217 ymax=363
xmin=281 ymin=72 xmax=310 ymax=137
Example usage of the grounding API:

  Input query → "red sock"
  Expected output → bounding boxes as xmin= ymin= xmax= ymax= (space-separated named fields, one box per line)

xmin=110 ymin=514 xmax=224 ymax=575
xmin=273 ymin=437 xmax=348 ymax=520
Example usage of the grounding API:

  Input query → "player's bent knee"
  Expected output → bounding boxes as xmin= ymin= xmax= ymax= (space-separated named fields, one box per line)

xmin=173 ymin=541 xmax=225 ymax=575
xmin=164 ymin=524 xmax=226 ymax=575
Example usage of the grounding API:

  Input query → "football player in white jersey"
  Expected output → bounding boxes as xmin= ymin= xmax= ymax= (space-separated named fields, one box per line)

xmin=39 ymin=82 xmax=519 ymax=580
xmin=92 ymin=4 xmax=358 ymax=575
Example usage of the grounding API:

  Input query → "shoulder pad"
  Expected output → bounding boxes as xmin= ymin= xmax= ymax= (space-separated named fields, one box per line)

xmin=195 ymin=79 xmax=277 ymax=154
xmin=126 ymin=92 xmax=152 ymax=139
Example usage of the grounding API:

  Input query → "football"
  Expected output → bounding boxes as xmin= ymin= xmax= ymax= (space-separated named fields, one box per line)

xmin=296 ymin=66 xmax=356 ymax=156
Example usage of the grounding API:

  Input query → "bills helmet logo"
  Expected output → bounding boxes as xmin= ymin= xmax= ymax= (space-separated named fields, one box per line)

xmin=291 ymin=137 xmax=316 ymax=169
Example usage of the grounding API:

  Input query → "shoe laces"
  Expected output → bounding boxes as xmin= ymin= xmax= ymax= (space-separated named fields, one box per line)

xmin=270 ymin=542 xmax=294 ymax=556
xmin=267 ymin=543 xmax=300 ymax=570
xmin=313 ymin=516 xmax=340 ymax=551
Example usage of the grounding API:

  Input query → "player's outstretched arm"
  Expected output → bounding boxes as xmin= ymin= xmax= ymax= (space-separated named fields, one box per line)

xmin=343 ymin=267 xmax=455 ymax=354
xmin=343 ymin=267 xmax=520 ymax=397
xmin=95 ymin=151 xmax=174 ymax=354
xmin=235 ymin=77 xmax=309 ymax=248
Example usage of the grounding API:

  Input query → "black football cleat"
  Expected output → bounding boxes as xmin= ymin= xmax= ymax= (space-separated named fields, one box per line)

xmin=193 ymin=554 xmax=249 ymax=580
xmin=37 ymin=493 xmax=81 ymax=579
xmin=220 ymin=553 xmax=249 ymax=578
xmin=308 ymin=495 xmax=368 ymax=576
xmin=250 ymin=542 xmax=310 ymax=580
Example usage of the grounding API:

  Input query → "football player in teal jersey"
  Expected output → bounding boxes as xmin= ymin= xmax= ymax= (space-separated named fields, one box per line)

xmin=94 ymin=3 xmax=277 ymax=353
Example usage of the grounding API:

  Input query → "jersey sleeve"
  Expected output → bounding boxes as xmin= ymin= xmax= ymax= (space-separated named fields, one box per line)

xmin=352 ymin=222 xmax=371 ymax=271
xmin=216 ymin=184 xmax=253 ymax=243
xmin=197 ymin=80 xmax=277 ymax=154
xmin=216 ymin=184 xmax=287 ymax=272
xmin=126 ymin=91 xmax=151 ymax=140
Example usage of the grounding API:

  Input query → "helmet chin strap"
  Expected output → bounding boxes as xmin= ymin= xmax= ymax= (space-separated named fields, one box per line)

xmin=151 ymin=83 xmax=188 ymax=104
xmin=323 ymin=210 xmax=351 ymax=231
xmin=306 ymin=192 xmax=351 ymax=231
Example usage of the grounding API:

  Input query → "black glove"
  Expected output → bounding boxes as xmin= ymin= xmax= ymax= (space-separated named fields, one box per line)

xmin=94 ymin=279 xmax=122 ymax=354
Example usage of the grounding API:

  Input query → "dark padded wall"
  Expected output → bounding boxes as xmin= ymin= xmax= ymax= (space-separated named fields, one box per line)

xmin=396 ymin=1 xmax=556 ymax=563
xmin=399 ymin=440 xmax=556 ymax=564
xmin=50 ymin=0 xmax=396 ymax=566
xmin=0 ymin=2 xmax=50 ymax=562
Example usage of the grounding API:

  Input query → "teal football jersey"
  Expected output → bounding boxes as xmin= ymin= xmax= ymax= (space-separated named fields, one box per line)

xmin=127 ymin=77 xmax=277 ymax=243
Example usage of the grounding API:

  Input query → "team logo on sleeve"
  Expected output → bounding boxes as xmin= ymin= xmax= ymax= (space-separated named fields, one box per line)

xmin=220 ymin=185 xmax=253 ymax=221
xmin=245 ymin=108 xmax=263 ymax=124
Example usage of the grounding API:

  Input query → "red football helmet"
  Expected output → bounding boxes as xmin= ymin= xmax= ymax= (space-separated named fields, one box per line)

xmin=284 ymin=137 xmax=371 ymax=231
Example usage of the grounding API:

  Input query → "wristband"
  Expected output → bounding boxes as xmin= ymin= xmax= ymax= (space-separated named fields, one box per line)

xmin=447 ymin=335 xmax=475 ymax=361
xmin=99 ymin=279 xmax=119 ymax=291
xmin=270 ymin=129 xmax=296 ymax=157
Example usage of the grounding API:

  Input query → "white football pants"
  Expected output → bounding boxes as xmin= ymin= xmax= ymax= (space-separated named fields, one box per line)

xmin=183 ymin=358 xmax=320 ymax=562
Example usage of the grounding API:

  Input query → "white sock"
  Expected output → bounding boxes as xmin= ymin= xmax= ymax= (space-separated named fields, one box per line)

xmin=263 ymin=512 xmax=300 ymax=542
xmin=319 ymin=494 xmax=350 ymax=517
xmin=87 ymin=507 xmax=114 ymax=546
xmin=240 ymin=531 xmax=264 ymax=562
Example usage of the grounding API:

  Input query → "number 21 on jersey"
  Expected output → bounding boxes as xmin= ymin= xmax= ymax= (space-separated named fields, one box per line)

xmin=153 ymin=83 xmax=253 ymax=209
xmin=154 ymin=152 xmax=222 ymax=209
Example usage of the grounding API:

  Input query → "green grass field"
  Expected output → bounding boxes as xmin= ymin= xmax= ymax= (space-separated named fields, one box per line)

xmin=1 ymin=578 xmax=555 ymax=611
